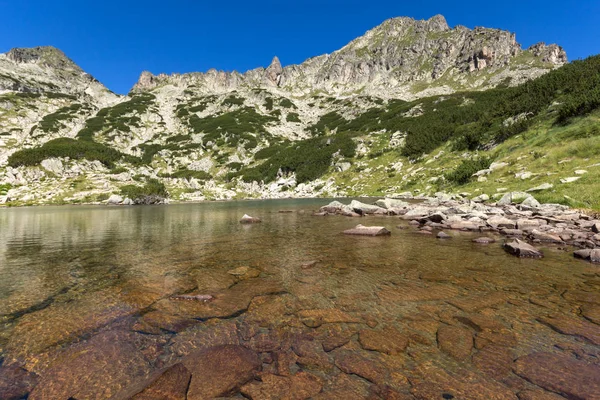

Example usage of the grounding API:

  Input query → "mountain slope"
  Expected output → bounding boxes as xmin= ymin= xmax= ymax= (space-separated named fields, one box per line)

xmin=4 ymin=15 xmax=599 ymax=209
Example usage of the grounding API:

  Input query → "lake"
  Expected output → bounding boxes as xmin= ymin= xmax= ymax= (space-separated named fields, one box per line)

xmin=0 ymin=199 xmax=599 ymax=399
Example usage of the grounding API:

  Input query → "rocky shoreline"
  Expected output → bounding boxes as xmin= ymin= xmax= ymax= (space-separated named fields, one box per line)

xmin=317 ymin=192 xmax=600 ymax=262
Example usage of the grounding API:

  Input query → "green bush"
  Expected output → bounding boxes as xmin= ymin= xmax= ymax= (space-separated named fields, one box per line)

xmin=445 ymin=157 xmax=493 ymax=185
xmin=237 ymin=132 xmax=357 ymax=183
xmin=7 ymin=138 xmax=131 ymax=168
xmin=286 ymin=112 xmax=301 ymax=123
xmin=160 ymin=169 xmax=212 ymax=180
xmin=120 ymin=179 xmax=168 ymax=200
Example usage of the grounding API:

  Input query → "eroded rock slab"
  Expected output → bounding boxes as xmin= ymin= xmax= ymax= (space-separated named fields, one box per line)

xmin=29 ymin=330 xmax=153 ymax=400
xmin=359 ymin=327 xmax=409 ymax=355
xmin=130 ymin=363 xmax=191 ymax=400
xmin=241 ymin=371 xmax=323 ymax=399
xmin=184 ymin=345 xmax=261 ymax=400
xmin=538 ymin=313 xmax=600 ymax=345
xmin=437 ymin=325 xmax=473 ymax=360
xmin=503 ymin=239 xmax=543 ymax=258
xmin=513 ymin=352 xmax=600 ymax=400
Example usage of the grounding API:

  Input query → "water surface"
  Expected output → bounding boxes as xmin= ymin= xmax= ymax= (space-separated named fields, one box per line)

xmin=0 ymin=200 xmax=598 ymax=399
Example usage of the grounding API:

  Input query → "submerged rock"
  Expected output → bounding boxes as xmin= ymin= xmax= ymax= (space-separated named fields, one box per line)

xmin=473 ymin=237 xmax=496 ymax=244
xmin=513 ymin=352 xmax=600 ymax=400
xmin=343 ymin=224 xmax=391 ymax=237
xmin=184 ymin=345 xmax=261 ymax=400
xmin=240 ymin=214 xmax=261 ymax=224
xmin=503 ymin=239 xmax=543 ymax=258
xmin=130 ymin=363 xmax=191 ymax=400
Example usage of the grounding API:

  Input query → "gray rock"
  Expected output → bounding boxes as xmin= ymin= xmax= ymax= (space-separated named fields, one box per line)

xmin=498 ymin=192 xmax=532 ymax=205
xmin=560 ymin=177 xmax=580 ymax=184
xmin=375 ymin=198 xmax=409 ymax=210
xmin=107 ymin=194 xmax=123 ymax=205
xmin=437 ymin=232 xmax=451 ymax=239
xmin=343 ymin=224 xmax=391 ymax=237
xmin=487 ymin=216 xmax=516 ymax=229
xmin=527 ymin=183 xmax=553 ymax=192
xmin=574 ymin=249 xmax=600 ymax=263
xmin=521 ymin=196 xmax=541 ymax=209
xmin=349 ymin=200 xmax=385 ymax=215
xmin=503 ymin=239 xmax=543 ymax=258
xmin=472 ymin=194 xmax=489 ymax=203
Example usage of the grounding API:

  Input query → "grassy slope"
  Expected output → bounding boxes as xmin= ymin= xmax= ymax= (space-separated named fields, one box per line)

xmin=327 ymin=110 xmax=600 ymax=210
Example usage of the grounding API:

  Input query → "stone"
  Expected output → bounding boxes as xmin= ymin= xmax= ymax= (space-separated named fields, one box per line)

xmin=130 ymin=363 xmax=192 ymax=400
xmin=107 ymin=194 xmax=123 ymax=204
xmin=593 ymin=223 xmax=600 ymax=233
xmin=472 ymin=344 xmax=514 ymax=380
xmin=516 ymin=218 xmax=542 ymax=230
xmin=498 ymin=191 xmax=532 ymax=205
xmin=472 ymin=237 xmax=496 ymax=244
xmin=184 ymin=345 xmax=261 ymax=399
xmin=333 ymin=350 xmax=386 ymax=384
xmin=240 ymin=214 xmax=261 ymax=223
xmin=527 ymin=183 xmax=553 ymax=192
xmin=375 ymin=198 xmax=409 ymax=210
xmin=538 ymin=313 xmax=600 ymax=345
xmin=503 ymin=239 xmax=543 ymax=258
xmin=487 ymin=216 xmax=516 ymax=229
xmin=240 ymin=371 xmax=323 ymax=400
xmin=40 ymin=158 xmax=63 ymax=174
xmin=573 ymin=249 xmax=600 ymax=263
xmin=437 ymin=231 xmax=451 ymax=239
xmin=0 ymin=365 xmax=38 ymax=400
xmin=560 ymin=177 xmax=580 ymax=183
xmin=343 ymin=224 xmax=391 ymax=237
xmin=530 ymin=229 xmax=563 ymax=243
xmin=358 ymin=327 xmax=409 ymax=355
xmin=349 ymin=200 xmax=385 ymax=214
xmin=521 ymin=196 xmax=542 ymax=208
xmin=513 ymin=352 xmax=600 ymax=400
xmin=29 ymin=331 xmax=153 ymax=400
xmin=437 ymin=325 xmax=473 ymax=360
xmin=472 ymin=194 xmax=490 ymax=203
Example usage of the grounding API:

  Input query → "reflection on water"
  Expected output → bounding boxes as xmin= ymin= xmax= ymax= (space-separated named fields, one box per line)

xmin=0 ymin=200 xmax=599 ymax=399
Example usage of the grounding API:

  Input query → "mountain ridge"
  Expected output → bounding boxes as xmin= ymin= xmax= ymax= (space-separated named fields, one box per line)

xmin=4 ymin=14 xmax=599 ymax=210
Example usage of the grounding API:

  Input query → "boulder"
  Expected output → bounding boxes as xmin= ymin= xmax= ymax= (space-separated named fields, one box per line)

xmin=530 ymin=229 xmax=563 ymax=243
xmin=503 ymin=239 xmax=543 ymax=258
xmin=593 ymin=223 xmax=600 ymax=234
xmin=375 ymin=198 xmax=409 ymax=210
xmin=472 ymin=194 xmax=490 ymax=203
xmin=240 ymin=214 xmax=261 ymax=224
xmin=437 ymin=232 xmax=451 ymax=239
xmin=349 ymin=200 xmax=385 ymax=214
xmin=122 ymin=198 xmax=134 ymax=205
xmin=521 ymin=196 xmax=542 ymax=209
xmin=574 ymin=249 xmax=600 ymax=263
xmin=320 ymin=201 xmax=346 ymax=213
xmin=560 ymin=177 xmax=580 ymax=183
xmin=487 ymin=216 xmax=516 ymax=229
xmin=343 ymin=224 xmax=391 ymax=237
xmin=526 ymin=183 xmax=553 ymax=192
xmin=497 ymin=192 xmax=532 ymax=205
xmin=107 ymin=194 xmax=123 ymax=205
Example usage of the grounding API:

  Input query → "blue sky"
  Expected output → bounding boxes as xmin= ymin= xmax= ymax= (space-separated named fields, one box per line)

xmin=2 ymin=0 xmax=598 ymax=94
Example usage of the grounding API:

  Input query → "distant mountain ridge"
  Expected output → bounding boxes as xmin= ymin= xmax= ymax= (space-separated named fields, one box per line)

xmin=131 ymin=15 xmax=566 ymax=99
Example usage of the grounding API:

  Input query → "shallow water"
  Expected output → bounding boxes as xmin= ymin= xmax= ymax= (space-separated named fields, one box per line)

xmin=0 ymin=200 xmax=599 ymax=399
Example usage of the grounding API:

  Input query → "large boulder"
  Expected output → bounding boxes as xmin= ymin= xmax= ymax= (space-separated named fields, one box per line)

xmin=497 ymin=192 xmax=533 ymax=206
xmin=320 ymin=201 xmax=346 ymax=213
xmin=349 ymin=200 xmax=385 ymax=214
xmin=107 ymin=194 xmax=123 ymax=205
xmin=375 ymin=198 xmax=409 ymax=210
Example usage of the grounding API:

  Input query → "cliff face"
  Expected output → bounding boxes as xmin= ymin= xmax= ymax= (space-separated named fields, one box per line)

xmin=131 ymin=15 xmax=566 ymax=98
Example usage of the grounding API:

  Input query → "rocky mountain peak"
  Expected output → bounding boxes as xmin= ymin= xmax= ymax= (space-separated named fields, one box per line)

xmin=6 ymin=46 xmax=80 ymax=71
xmin=264 ymin=56 xmax=283 ymax=86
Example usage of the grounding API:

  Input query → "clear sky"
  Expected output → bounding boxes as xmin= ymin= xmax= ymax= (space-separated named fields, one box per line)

xmin=1 ymin=0 xmax=598 ymax=94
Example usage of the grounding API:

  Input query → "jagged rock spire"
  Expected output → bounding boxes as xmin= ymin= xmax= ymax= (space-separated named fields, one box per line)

xmin=265 ymin=56 xmax=283 ymax=86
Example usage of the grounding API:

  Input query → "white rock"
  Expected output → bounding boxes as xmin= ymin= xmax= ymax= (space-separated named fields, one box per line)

xmin=560 ymin=177 xmax=581 ymax=184
xmin=527 ymin=183 xmax=553 ymax=192
xmin=107 ymin=194 xmax=123 ymax=204
xmin=375 ymin=198 xmax=409 ymax=210
xmin=40 ymin=158 xmax=64 ymax=175
xmin=489 ymin=162 xmax=509 ymax=171
xmin=472 ymin=194 xmax=490 ymax=203
xmin=521 ymin=196 xmax=541 ymax=209
xmin=575 ymin=170 xmax=588 ymax=175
